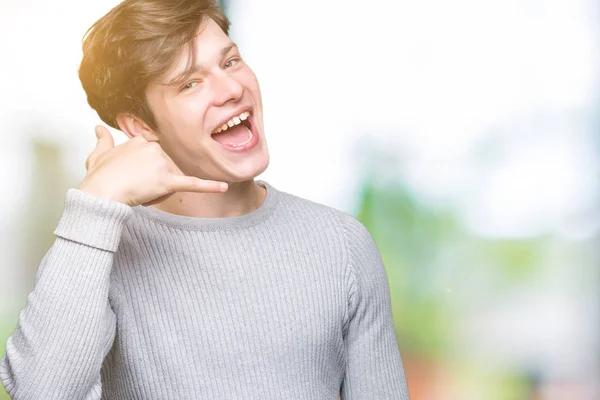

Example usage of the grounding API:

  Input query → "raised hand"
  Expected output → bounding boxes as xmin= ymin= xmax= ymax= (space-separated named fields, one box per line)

xmin=78 ymin=125 xmax=228 ymax=207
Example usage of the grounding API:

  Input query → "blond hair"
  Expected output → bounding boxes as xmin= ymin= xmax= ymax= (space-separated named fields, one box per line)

xmin=78 ymin=0 xmax=230 ymax=131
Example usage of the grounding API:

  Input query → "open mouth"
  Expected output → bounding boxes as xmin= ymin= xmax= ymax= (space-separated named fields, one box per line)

xmin=211 ymin=111 xmax=254 ymax=148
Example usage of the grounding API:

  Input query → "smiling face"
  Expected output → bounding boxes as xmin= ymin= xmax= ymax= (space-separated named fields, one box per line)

xmin=143 ymin=17 xmax=269 ymax=183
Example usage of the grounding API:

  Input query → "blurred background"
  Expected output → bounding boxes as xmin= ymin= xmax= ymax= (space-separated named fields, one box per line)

xmin=1 ymin=0 xmax=599 ymax=399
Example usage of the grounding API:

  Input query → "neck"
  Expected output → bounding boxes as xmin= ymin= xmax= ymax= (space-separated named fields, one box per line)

xmin=151 ymin=179 xmax=267 ymax=219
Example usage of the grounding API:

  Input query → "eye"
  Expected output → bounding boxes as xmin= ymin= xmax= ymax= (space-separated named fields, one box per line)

xmin=224 ymin=57 xmax=241 ymax=69
xmin=181 ymin=81 xmax=199 ymax=91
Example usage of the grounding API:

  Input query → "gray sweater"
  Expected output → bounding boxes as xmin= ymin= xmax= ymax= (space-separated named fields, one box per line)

xmin=0 ymin=179 xmax=410 ymax=399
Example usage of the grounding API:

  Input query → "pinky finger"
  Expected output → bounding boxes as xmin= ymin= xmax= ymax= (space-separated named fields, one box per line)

xmin=168 ymin=176 xmax=228 ymax=194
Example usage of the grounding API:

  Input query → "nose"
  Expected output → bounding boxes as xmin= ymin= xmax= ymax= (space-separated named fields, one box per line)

xmin=211 ymin=69 xmax=244 ymax=106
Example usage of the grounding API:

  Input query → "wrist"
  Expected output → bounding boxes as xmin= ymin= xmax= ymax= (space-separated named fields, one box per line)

xmin=78 ymin=181 xmax=127 ymax=205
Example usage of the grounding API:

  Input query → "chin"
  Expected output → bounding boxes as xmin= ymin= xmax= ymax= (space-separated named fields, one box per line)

xmin=223 ymin=151 xmax=269 ymax=183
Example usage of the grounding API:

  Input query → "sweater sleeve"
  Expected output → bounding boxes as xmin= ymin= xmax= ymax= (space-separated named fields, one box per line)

xmin=0 ymin=188 xmax=132 ymax=400
xmin=339 ymin=214 xmax=410 ymax=400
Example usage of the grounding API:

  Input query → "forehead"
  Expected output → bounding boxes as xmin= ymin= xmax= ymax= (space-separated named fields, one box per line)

xmin=192 ymin=17 xmax=231 ymax=54
xmin=161 ymin=18 xmax=232 ymax=83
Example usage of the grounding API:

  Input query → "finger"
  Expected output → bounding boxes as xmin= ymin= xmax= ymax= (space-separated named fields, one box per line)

xmin=94 ymin=125 xmax=115 ymax=155
xmin=167 ymin=175 xmax=228 ymax=194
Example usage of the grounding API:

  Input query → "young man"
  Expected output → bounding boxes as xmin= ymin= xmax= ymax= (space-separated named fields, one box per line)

xmin=0 ymin=0 xmax=410 ymax=399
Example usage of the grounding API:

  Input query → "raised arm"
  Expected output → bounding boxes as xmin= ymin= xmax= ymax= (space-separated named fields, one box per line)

xmin=1 ymin=124 xmax=233 ymax=399
xmin=0 ymin=189 xmax=131 ymax=399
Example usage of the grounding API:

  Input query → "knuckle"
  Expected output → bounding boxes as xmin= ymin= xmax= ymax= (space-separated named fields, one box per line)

xmin=154 ymin=157 xmax=168 ymax=171
xmin=147 ymin=141 xmax=161 ymax=150
xmin=145 ymin=142 xmax=162 ymax=156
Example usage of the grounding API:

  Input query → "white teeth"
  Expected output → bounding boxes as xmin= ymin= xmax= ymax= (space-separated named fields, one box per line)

xmin=213 ymin=111 xmax=251 ymax=134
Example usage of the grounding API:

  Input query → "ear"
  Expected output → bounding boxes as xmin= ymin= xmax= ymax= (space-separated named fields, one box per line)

xmin=116 ymin=113 xmax=160 ymax=141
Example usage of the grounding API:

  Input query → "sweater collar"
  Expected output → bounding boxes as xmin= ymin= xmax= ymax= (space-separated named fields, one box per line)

xmin=132 ymin=179 xmax=279 ymax=231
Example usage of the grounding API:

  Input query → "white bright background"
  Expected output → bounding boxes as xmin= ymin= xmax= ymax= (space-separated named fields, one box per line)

xmin=1 ymin=0 xmax=597 ymax=236
xmin=1 ymin=0 xmax=599 ymax=398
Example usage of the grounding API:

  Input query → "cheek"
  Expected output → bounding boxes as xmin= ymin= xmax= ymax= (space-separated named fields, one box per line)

xmin=174 ymin=96 xmax=209 ymax=126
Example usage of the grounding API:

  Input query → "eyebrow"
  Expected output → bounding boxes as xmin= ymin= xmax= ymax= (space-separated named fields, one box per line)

xmin=167 ymin=42 xmax=238 ymax=86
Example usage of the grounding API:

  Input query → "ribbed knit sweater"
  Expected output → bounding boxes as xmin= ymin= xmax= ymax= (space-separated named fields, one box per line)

xmin=0 ymin=179 xmax=410 ymax=400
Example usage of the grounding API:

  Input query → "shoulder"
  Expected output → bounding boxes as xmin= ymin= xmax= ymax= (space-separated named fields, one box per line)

xmin=278 ymin=186 xmax=382 ymax=271
xmin=325 ymin=205 xmax=388 ymax=296
xmin=275 ymin=186 xmax=377 ymax=250
xmin=275 ymin=186 xmax=363 ymax=228
xmin=275 ymin=187 xmax=338 ymax=217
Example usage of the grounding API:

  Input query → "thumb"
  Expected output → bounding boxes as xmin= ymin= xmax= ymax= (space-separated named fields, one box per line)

xmin=94 ymin=125 xmax=115 ymax=154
